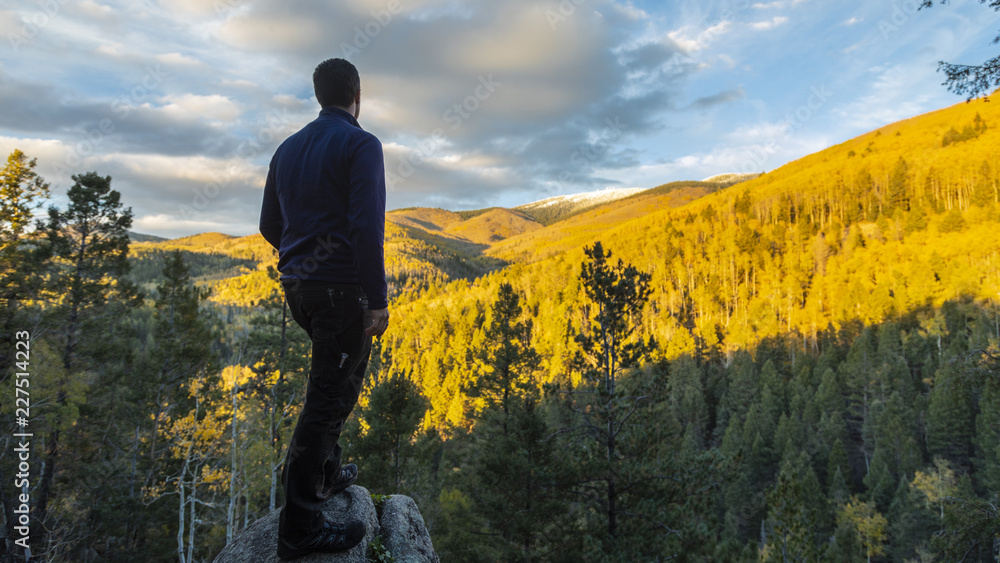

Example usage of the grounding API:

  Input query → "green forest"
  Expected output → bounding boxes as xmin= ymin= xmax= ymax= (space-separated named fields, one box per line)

xmin=1 ymin=93 xmax=1000 ymax=561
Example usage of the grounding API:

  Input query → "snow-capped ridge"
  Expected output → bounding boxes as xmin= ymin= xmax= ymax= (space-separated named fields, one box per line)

xmin=516 ymin=187 xmax=648 ymax=210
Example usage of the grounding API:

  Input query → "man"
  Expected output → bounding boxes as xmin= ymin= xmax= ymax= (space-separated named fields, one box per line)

xmin=259 ymin=57 xmax=390 ymax=559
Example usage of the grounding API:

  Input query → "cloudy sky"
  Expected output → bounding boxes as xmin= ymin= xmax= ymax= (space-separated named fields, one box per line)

xmin=1 ymin=0 xmax=997 ymax=238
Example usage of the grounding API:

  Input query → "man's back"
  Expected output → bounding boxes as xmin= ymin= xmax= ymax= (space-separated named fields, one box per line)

xmin=259 ymin=106 xmax=388 ymax=310
xmin=261 ymin=57 xmax=389 ymax=559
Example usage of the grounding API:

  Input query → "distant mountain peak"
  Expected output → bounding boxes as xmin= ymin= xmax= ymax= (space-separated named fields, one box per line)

xmin=701 ymin=172 xmax=763 ymax=183
xmin=516 ymin=187 xmax=649 ymax=210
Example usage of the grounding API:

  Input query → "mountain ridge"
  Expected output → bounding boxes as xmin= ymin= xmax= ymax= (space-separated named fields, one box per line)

xmin=129 ymin=95 xmax=999 ymax=312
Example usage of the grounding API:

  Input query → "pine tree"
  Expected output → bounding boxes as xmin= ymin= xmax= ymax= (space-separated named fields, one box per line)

xmin=904 ymin=204 xmax=928 ymax=234
xmin=147 ymin=250 xmax=217 ymax=426
xmin=887 ymin=477 xmax=937 ymax=562
xmin=885 ymin=157 xmax=910 ymax=215
xmin=443 ymin=280 xmax=582 ymax=557
xmin=573 ymin=242 xmax=672 ymax=556
xmin=760 ymin=453 xmax=825 ymax=562
xmin=718 ymin=351 xmax=759 ymax=432
xmin=863 ymin=443 xmax=896 ymax=511
xmin=666 ymin=354 xmax=709 ymax=449
xmin=465 ymin=394 xmax=575 ymax=560
xmin=34 ymin=171 xmax=141 ymax=542
xmin=938 ymin=209 xmax=966 ymax=233
xmin=926 ymin=366 xmax=974 ymax=471
xmin=971 ymin=161 xmax=994 ymax=207
xmin=0 ymin=149 xmax=50 ymax=310
xmin=974 ymin=353 xmax=1000 ymax=502
xmin=348 ymin=372 xmax=429 ymax=495
xmin=720 ymin=414 xmax=763 ymax=547
xmin=932 ymin=494 xmax=1000 ymax=561
xmin=827 ymin=438 xmax=852 ymax=502
xmin=566 ymin=242 xmax=656 ymax=542
xmin=466 ymin=282 xmax=539 ymax=420
xmin=826 ymin=518 xmax=862 ymax=561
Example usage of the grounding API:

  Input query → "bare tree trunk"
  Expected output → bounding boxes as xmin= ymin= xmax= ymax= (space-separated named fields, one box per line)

xmin=187 ymin=467 xmax=198 ymax=563
xmin=177 ymin=460 xmax=187 ymax=563
xmin=227 ymin=380 xmax=239 ymax=544
xmin=607 ymin=424 xmax=617 ymax=538
xmin=176 ymin=399 xmax=200 ymax=563
xmin=270 ymin=461 xmax=280 ymax=513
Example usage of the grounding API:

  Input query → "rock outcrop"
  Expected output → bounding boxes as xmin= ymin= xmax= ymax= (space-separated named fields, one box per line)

xmin=378 ymin=495 xmax=439 ymax=563
xmin=213 ymin=486 xmax=438 ymax=563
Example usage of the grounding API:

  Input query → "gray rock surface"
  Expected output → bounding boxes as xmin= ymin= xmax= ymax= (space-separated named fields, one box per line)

xmin=213 ymin=485 xmax=379 ymax=563
xmin=378 ymin=495 xmax=440 ymax=563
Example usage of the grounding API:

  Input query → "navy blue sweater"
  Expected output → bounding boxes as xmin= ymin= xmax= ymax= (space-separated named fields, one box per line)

xmin=259 ymin=106 xmax=388 ymax=310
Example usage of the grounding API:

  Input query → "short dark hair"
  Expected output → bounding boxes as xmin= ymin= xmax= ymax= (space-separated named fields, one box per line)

xmin=313 ymin=58 xmax=360 ymax=108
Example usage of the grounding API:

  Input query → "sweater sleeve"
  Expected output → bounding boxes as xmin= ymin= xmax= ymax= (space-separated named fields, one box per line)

xmin=259 ymin=156 xmax=283 ymax=251
xmin=348 ymin=134 xmax=388 ymax=309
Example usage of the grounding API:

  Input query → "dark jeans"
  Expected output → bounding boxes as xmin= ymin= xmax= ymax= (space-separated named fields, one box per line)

xmin=278 ymin=280 xmax=372 ymax=540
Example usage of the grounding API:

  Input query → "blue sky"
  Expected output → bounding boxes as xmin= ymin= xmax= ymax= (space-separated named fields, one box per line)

xmin=1 ymin=0 xmax=997 ymax=238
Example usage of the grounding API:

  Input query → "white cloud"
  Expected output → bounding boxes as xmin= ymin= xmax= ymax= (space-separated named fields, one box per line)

xmin=752 ymin=0 xmax=807 ymax=9
xmin=94 ymin=42 xmax=126 ymax=58
xmin=158 ymin=94 xmax=242 ymax=123
xmin=156 ymin=0 xmax=232 ymax=17
xmin=111 ymin=152 xmax=259 ymax=182
xmin=219 ymin=78 xmax=259 ymax=89
xmin=78 ymin=0 xmax=114 ymax=19
xmin=667 ymin=20 xmax=731 ymax=52
xmin=842 ymin=41 xmax=863 ymax=54
xmin=726 ymin=121 xmax=792 ymax=144
xmin=0 ymin=136 xmax=67 ymax=161
xmin=609 ymin=1 xmax=649 ymax=21
xmin=218 ymin=13 xmax=324 ymax=51
xmin=155 ymin=52 xmax=201 ymax=66
xmin=749 ymin=16 xmax=789 ymax=30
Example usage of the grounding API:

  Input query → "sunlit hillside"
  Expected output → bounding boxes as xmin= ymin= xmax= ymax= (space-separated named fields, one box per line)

xmin=443 ymin=207 xmax=542 ymax=244
xmin=133 ymin=97 xmax=999 ymax=331
xmin=128 ymin=169 xmax=755 ymax=307
xmin=700 ymin=100 xmax=997 ymax=224
xmin=386 ymin=205 xmax=543 ymax=246
xmin=487 ymin=180 xmax=730 ymax=263
xmin=378 ymin=94 xmax=1000 ymax=428
xmin=134 ymin=207 xmax=521 ymax=305
xmin=513 ymin=186 xmax=650 ymax=225
xmin=128 ymin=232 xmax=264 ymax=294
xmin=703 ymin=172 xmax=763 ymax=183
xmin=127 ymin=95 xmax=1000 ymax=376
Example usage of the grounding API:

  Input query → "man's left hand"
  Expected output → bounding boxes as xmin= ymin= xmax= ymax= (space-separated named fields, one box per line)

xmin=365 ymin=307 xmax=389 ymax=337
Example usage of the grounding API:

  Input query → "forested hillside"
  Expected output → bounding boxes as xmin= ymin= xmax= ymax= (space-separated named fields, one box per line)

xmin=366 ymin=94 xmax=1000 ymax=560
xmin=1 ymin=94 xmax=998 ymax=561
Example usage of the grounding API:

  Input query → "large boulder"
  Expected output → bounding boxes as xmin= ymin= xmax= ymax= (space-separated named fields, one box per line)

xmin=213 ymin=486 xmax=438 ymax=563
xmin=379 ymin=495 xmax=440 ymax=563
